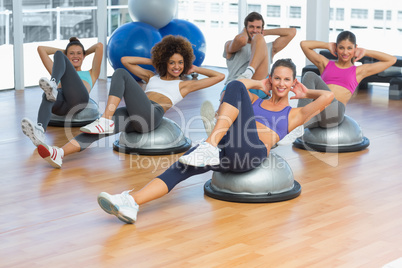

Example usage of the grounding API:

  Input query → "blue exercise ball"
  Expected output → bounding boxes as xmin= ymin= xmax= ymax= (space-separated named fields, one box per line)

xmin=159 ymin=19 xmax=206 ymax=66
xmin=128 ymin=0 xmax=177 ymax=29
xmin=107 ymin=22 xmax=162 ymax=80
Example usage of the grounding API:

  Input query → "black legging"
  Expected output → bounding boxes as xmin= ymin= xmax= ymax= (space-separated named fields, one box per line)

xmin=158 ymin=80 xmax=268 ymax=192
xmin=74 ymin=68 xmax=165 ymax=151
xmin=37 ymin=51 xmax=89 ymax=130
xmin=298 ymin=71 xmax=345 ymax=128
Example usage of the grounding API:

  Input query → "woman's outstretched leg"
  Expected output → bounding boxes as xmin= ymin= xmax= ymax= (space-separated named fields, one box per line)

xmin=97 ymin=146 xmax=215 ymax=224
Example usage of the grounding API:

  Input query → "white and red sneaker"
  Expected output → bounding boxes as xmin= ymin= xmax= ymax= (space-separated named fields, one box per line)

xmin=80 ymin=117 xmax=115 ymax=134
xmin=21 ymin=117 xmax=45 ymax=147
xmin=39 ymin=77 xmax=58 ymax=102
xmin=37 ymin=143 xmax=64 ymax=168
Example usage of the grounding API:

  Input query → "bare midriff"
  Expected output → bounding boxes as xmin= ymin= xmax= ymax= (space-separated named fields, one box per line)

xmin=146 ymin=92 xmax=173 ymax=112
xmin=328 ymin=84 xmax=353 ymax=105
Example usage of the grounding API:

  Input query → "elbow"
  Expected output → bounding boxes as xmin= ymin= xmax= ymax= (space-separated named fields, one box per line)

xmin=327 ymin=91 xmax=335 ymax=104
xmin=218 ymin=73 xmax=225 ymax=82
xmin=300 ymin=40 xmax=306 ymax=49
xmin=289 ymin=28 xmax=297 ymax=38
xmin=391 ymin=56 xmax=397 ymax=66
xmin=97 ymin=42 xmax=104 ymax=50
xmin=121 ymin=56 xmax=129 ymax=67
xmin=235 ymin=35 xmax=248 ymax=47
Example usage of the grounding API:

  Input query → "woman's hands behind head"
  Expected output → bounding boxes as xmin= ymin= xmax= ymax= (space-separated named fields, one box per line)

xmin=354 ymin=47 xmax=366 ymax=62
xmin=260 ymin=78 xmax=272 ymax=97
xmin=290 ymin=79 xmax=308 ymax=100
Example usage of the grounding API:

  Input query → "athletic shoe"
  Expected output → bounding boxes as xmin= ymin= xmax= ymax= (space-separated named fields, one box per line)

xmin=236 ymin=73 xmax=253 ymax=80
xmin=97 ymin=190 xmax=139 ymax=224
xmin=277 ymin=125 xmax=305 ymax=146
xmin=236 ymin=67 xmax=254 ymax=80
xmin=21 ymin=117 xmax=45 ymax=147
xmin=80 ymin=117 xmax=115 ymax=134
xmin=39 ymin=77 xmax=58 ymax=102
xmin=179 ymin=141 xmax=220 ymax=167
xmin=37 ymin=143 xmax=64 ymax=168
xmin=200 ymin=100 xmax=217 ymax=136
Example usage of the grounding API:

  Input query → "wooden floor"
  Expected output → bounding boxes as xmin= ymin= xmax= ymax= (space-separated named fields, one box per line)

xmin=2 ymin=69 xmax=402 ymax=268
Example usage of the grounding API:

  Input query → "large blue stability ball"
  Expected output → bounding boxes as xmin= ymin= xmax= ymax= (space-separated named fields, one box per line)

xmin=159 ymin=19 xmax=206 ymax=66
xmin=128 ymin=0 xmax=177 ymax=29
xmin=107 ymin=22 xmax=162 ymax=80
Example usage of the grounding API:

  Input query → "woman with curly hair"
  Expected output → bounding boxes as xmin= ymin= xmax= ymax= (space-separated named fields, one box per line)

xmin=36 ymin=35 xmax=225 ymax=168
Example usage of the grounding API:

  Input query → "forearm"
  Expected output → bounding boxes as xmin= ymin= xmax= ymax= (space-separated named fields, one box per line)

xmin=263 ymin=28 xmax=296 ymax=37
xmin=85 ymin=42 xmax=102 ymax=55
xmin=238 ymin=79 xmax=263 ymax=90
xmin=121 ymin=56 xmax=153 ymax=67
xmin=227 ymin=35 xmax=248 ymax=53
xmin=191 ymin=66 xmax=223 ymax=78
xmin=305 ymin=89 xmax=334 ymax=102
xmin=364 ymin=49 xmax=396 ymax=64
xmin=37 ymin=46 xmax=63 ymax=55
xmin=300 ymin=40 xmax=329 ymax=51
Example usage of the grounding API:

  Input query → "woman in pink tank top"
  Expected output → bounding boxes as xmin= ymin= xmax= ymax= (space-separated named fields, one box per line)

xmin=299 ymin=31 xmax=396 ymax=129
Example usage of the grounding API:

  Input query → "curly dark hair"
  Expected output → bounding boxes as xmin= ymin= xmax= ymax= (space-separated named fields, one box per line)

xmin=151 ymin=35 xmax=195 ymax=77
xmin=65 ymin=37 xmax=85 ymax=55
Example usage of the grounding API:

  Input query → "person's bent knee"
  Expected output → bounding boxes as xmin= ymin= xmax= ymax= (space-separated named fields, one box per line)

xmin=113 ymin=68 xmax=130 ymax=79
xmin=251 ymin=33 xmax=265 ymax=44
xmin=225 ymin=80 xmax=246 ymax=94
xmin=54 ymin=50 xmax=64 ymax=57
xmin=302 ymin=71 xmax=320 ymax=83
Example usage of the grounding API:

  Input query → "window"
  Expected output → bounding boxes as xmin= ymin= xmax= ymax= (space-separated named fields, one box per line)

xmin=0 ymin=0 xmax=13 ymax=90
xmin=330 ymin=8 xmax=344 ymax=20
xmin=374 ymin=10 xmax=384 ymax=20
xmin=267 ymin=5 xmax=280 ymax=18
xmin=336 ymin=8 xmax=344 ymax=21
xmin=386 ymin=10 xmax=392 ymax=20
xmin=211 ymin=3 xmax=221 ymax=14
xmin=248 ymin=4 xmax=261 ymax=14
xmin=351 ymin=9 xmax=368 ymax=19
xmin=289 ymin=6 xmax=301 ymax=19
xmin=194 ymin=2 xmax=206 ymax=13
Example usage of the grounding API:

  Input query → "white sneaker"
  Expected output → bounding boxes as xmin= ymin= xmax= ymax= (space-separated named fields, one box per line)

xmin=179 ymin=141 xmax=220 ymax=167
xmin=39 ymin=77 xmax=58 ymax=102
xmin=97 ymin=190 xmax=139 ymax=224
xmin=21 ymin=117 xmax=45 ymax=147
xmin=278 ymin=125 xmax=305 ymax=146
xmin=80 ymin=117 xmax=115 ymax=134
xmin=236 ymin=73 xmax=252 ymax=80
xmin=37 ymin=143 xmax=64 ymax=168
xmin=200 ymin=101 xmax=217 ymax=136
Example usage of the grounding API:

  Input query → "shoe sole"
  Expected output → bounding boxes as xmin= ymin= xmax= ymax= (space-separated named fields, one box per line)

xmin=80 ymin=129 xmax=115 ymax=134
xmin=200 ymin=101 xmax=216 ymax=136
xmin=21 ymin=118 xmax=43 ymax=147
xmin=39 ymin=78 xmax=57 ymax=102
xmin=37 ymin=144 xmax=62 ymax=169
xmin=97 ymin=193 xmax=135 ymax=224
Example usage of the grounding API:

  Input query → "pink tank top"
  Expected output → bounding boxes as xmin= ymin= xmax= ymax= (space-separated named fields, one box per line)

xmin=321 ymin=61 xmax=358 ymax=94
